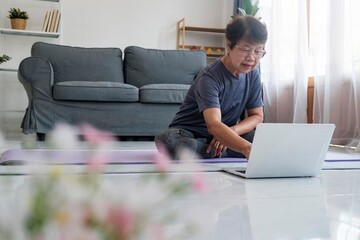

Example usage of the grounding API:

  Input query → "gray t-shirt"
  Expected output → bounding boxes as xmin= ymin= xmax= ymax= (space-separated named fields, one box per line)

xmin=169 ymin=58 xmax=263 ymax=138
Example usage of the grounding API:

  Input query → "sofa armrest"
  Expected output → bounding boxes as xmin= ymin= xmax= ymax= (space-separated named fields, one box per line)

xmin=18 ymin=56 xmax=54 ymax=100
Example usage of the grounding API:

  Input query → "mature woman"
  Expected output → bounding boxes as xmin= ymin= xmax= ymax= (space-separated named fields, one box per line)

xmin=155 ymin=15 xmax=268 ymax=159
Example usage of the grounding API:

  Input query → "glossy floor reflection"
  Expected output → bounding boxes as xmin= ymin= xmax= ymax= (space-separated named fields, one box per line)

xmin=2 ymin=171 xmax=358 ymax=239
xmin=0 ymin=140 xmax=359 ymax=239
xmin=186 ymin=171 xmax=360 ymax=240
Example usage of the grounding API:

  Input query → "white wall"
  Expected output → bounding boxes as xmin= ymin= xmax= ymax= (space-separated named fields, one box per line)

xmin=61 ymin=0 xmax=233 ymax=49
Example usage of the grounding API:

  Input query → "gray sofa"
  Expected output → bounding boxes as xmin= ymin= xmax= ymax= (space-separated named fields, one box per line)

xmin=18 ymin=42 xmax=206 ymax=140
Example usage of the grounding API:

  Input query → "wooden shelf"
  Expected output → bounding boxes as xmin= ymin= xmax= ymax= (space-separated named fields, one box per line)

xmin=0 ymin=28 xmax=60 ymax=38
xmin=182 ymin=26 xmax=225 ymax=34
xmin=177 ymin=44 xmax=224 ymax=57
xmin=177 ymin=18 xmax=225 ymax=57
xmin=207 ymin=53 xmax=223 ymax=57
xmin=0 ymin=68 xmax=18 ymax=72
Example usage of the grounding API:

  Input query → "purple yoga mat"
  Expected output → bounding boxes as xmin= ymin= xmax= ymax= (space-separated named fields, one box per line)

xmin=2 ymin=149 xmax=360 ymax=165
xmin=0 ymin=149 xmax=248 ymax=165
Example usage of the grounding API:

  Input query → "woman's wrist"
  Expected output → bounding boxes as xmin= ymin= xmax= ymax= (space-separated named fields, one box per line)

xmin=241 ymin=142 xmax=252 ymax=159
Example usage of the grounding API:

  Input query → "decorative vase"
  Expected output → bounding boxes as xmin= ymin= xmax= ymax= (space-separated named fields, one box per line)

xmin=11 ymin=18 xmax=26 ymax=30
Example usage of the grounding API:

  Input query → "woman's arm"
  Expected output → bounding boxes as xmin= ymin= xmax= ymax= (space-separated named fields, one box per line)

xmin=230 ymin=107 xmax=264 ymax=135
xmin=203 ymin=108 xmax=254 ymax=159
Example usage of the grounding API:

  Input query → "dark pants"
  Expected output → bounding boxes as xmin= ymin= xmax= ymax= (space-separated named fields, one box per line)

xmin=155 ymin=128 xmax=255 ymax=159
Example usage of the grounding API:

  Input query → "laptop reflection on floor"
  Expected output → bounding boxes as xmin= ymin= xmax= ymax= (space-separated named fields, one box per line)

xmin=222 ymin=123 xmax=335 ymax=179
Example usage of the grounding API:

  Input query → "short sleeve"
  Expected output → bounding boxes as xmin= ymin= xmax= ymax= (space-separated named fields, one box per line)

xmin=194 ymin=73 xmax=221 ymax=113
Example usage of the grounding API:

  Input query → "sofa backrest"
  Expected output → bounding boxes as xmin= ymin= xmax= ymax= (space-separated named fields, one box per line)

xmin=31 ymin=42 xmax=125 ymax=84
xmin=124 ymin=46 xmax=206 ymax=88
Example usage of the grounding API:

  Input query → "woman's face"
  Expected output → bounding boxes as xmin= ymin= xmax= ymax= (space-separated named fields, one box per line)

xmin=227 ymin=40 xmax=266 ymax=74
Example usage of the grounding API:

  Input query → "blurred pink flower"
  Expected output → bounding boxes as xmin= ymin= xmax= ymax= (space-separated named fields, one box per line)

xmin=0 ymin=124 xmax=206 ymax=239
xmin=152 ymin=146 xmax=171 ymax=172
xmin=151 ymin=223 xmax=165 ymax=240
xmin=86 ymin=151 xmax=108 ymax=172
xmin=80 ymin=123 xmax=115 ymax=146
xmin=107 ymin=207 xmax=135 ymax=239
xmin=80 ymin=124 xmax=115 ymax=171
xmin=192 ymin=173 xmax=207 ymax=193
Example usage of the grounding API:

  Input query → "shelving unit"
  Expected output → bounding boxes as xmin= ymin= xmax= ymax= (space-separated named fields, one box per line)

xmin=0 ymin=0 xmax=62 ymax=139
xmin=0 ymin=0 xmax=62 ymax=72
xmin=177 ymin=18 xmax=226 ymax=57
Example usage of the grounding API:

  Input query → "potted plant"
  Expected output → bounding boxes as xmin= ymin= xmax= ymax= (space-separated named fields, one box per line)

xmin=8 ymin=7 xmax=29 ymax=30
xmin=234 ymin=0 xmax=261 ymax=19
xmin=0 ymin=55 xmax=11 ymax=64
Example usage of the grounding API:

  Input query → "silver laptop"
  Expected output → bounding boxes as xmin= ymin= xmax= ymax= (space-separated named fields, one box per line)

xmin=222 ymin=123 xmax=335 ymax=178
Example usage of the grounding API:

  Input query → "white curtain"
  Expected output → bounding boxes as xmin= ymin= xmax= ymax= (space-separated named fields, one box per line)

xmin=310 ymin=0 xmax=360 ymax=147
xmin=258 ymin=0 xmax=360 ymax=148
xmin=259 ymin=0 xmax=309 ymax=123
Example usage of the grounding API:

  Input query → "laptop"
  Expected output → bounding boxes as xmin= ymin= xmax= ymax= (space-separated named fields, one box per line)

xmin=222 ymin=123 xmax=335 ymax=178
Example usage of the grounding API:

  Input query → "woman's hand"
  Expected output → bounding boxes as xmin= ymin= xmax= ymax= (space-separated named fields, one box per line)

xmin=206 ymin=138 xmax=227 ymax=157
xmin=207 ymin=137 xmax=252 ymax=159
xmin=242 ymin=143 xmax=251 ymax=160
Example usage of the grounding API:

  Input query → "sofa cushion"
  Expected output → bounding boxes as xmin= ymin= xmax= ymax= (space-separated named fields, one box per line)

xmin=31 ymin=42 xmax=125 ymax=84
xmin=124 ymin=46 xmax=206 ymax=88
xmin=53 ymin=81 xmax=139 ymax=102
xmin=139 ymin=84 xmax=190 ymax=103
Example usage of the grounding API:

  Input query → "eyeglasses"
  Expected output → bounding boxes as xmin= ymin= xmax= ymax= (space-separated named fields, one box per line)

xmin=234 ymin=45 xmax=266 ymax=59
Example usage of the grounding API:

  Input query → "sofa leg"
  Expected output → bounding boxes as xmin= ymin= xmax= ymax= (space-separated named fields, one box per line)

xmin=36 ymin=133 xmax=46 ymax=141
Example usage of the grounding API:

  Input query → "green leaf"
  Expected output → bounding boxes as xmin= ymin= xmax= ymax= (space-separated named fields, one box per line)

xmin=237 ymin=7 xmax=246 ymax=16
xmin=0 ymin=55 xmax=11 ymax=64
xmin=7 ymin=7 xmax=29 ymax=20
xmin=243 ymin=0 xmax=253 ymax=15
xmin=251 ymin=1 xmax=260 ymax=16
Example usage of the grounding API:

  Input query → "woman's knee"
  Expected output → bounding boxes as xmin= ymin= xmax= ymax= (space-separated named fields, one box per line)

xmin=155 ymin=128 xmax=182 ymax=157
xmin=155 ymin=128 xmax=201 ymax=159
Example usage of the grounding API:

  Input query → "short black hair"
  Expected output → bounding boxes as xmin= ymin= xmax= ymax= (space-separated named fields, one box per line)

xmin=226 ymin=15 xmax=268 ymax=49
